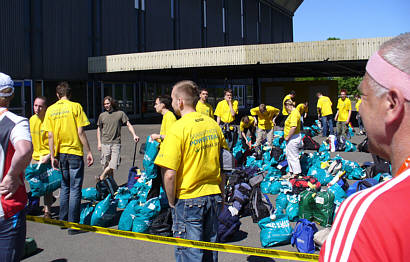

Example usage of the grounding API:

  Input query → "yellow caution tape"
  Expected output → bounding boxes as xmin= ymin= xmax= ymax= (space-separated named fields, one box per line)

xmin=27 ymin=215 xmax=319 ymax=262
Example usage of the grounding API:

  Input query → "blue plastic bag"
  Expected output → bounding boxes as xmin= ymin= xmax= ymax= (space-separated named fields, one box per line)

xmin=142 ymin=137 xmax=160 ymax=179
xmin=258 ymin=215 xmax=293 ymax=247
xmin=80 ymin=203 xmax=95 ymax=225
xmin=82 ymin=187 xmax=100 ymax=201
xmin=286 ymin=195 xmax=299 ymax=221
xmin=115 ymin=187 xmax=132 ymax=209
xmin=268 ymin=181 xmax=282 ymax=195
xmin=90 ymin=194 xmax=117 ymax=227
xmin=118 ymin=199 xmax=140 ymax=231
xmin=290 ymin=219 xmax=318 ymax=253
xmin=132 ymin=197 xmax=161 ymax=233
xmin=25 ymin=163 xmax=62 ymax=197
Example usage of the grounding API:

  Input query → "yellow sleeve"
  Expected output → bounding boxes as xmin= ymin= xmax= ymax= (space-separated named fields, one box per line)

xmin=289 ymin=110 xmax=300 ymax=127
xmin=239 ymin=121 xmax=245 ymax=132
xmin=337 ymin=99 xmax=342 ymax=110
xmin=154 ymin=128 xmax=182 ymax=171
xmin=209 ymin=105 xmax=214 ymax=118
xmin=214 ymin=101 xmax=222 ymax=117
xmin=233 ymin=100 xmax=239 ymax=114
xmin=347 ymin=99 xmax=352 ymax=110
xmin=250 ymin=107 xmax=259 ymax=116
xmin=76 ymin=103 xmax=90 ymax=127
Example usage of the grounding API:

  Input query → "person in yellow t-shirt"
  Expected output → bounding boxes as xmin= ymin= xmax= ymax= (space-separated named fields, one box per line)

xmin=196 ymin=88 xmax=214 ymax=118
xmin=151 ymin=95 xmax=177 ymax=141
xmin=316 ymin=91 xmax=334 ymax=137
xmin=283 ymin=99 xmax=302 ymax=178
xmin=334 ymin=89 xmax=352 ymax=138
xmin=296 ymin=101 xmax=308 ymax=127
xmin=214 ymin=89 xmax=239 ymax=150
xmin=29 ymin=96 xmax=55 ymax=219
xmin=250 ymin=104 xmax=280 ymax=148
xmin=279 ymin=90 xmax=296 ymax=126
xmin=214 ymin=89 xmax=238 ymax=125
xmin=155 ymin=80 xmax=226 ymax=261
xmin=354 ymin=94 xmax=365 ymax=135
xmin=43 ymin=81 xmax=93 ymax=230
xmin=240 ymin=115 xmax=256 ymax=147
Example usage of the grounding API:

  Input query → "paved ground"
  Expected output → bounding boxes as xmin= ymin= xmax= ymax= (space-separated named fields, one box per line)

xmin=24 ymin=124 xmax=372 ymax=262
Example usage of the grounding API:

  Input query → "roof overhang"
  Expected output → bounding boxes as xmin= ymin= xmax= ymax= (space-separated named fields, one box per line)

xmin=88 ymin=37 xmax=392 ymax=79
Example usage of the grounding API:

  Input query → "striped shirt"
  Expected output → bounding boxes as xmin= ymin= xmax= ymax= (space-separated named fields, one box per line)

xmin=320 ymin=157 xmax=410 ymax=262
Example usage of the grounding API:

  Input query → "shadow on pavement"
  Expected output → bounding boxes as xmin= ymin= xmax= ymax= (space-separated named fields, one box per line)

xmin=247 ymin=255 xmax=275 ymax=262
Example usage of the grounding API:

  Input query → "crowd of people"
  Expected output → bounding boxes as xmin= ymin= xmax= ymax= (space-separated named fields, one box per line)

xmin=0 ymin=33 xmax=408 ymax=262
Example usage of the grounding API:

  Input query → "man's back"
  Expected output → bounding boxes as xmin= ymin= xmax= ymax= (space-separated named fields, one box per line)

xmin=317 ymin=96 xmax=333 ymax=116
xmin=44 ymin=99 xmax=89 ymax=156
xmin=155 ymin=111 xmax=225 ymax=200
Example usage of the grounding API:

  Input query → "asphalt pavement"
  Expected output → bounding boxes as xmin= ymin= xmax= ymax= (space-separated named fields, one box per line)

xmin=24 ymin=124 xmax=373 ymax=262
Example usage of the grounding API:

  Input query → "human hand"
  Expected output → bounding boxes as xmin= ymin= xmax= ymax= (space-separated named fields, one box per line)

xmin=345 ymin=121 xmax=349 ymax=125
xmin=51 ymin=156 xmax=59 ymax=170
xmin=134 ymin=135 xmax=140 ymax=142
xmin=151 ymin=134 xmax=161 ymax=140
xmin=97 ymin=144 xmax=101 ymax=151
xmin=0 ymin=174 xmax=24 ymax=200
xmin=87 ymin=152 xmax=94 ymax=167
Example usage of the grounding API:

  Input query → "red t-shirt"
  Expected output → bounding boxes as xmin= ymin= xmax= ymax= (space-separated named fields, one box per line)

xmin=320 ymin=157 xmax=410 ymax=262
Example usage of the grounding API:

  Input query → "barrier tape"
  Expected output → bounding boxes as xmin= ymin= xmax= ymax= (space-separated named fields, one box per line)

xmin=27 ymin=215 xmax=319 ymax=262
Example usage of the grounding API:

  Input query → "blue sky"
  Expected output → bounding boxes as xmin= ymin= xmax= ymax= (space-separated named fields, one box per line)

xmin=293 ymin=0 xmax=410 ymax=42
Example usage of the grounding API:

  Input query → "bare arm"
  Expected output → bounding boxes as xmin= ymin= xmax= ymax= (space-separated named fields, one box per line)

xmin=162 ymin=168 xmax=176 ymax=207
xmin=0 ymin=140 xmax=32 ymax=199
xmin=334 ymin=110 xmax=339 ymax=121
xmin=346 ymin=110 xmax=352 ymax=124
xmin=228 ymin=102 xmax=236 ymax=118
xmin=48 ymin=131 xmax=59 ymax=169
xmin=97 ymin=126 xmax=102 ymax=151
xmin=126 ymin=121 xmax=140 ymax=142
xmin=217 ymin=116 xmax=221 ymax=125
xmin=78 ymin=126 xmax=94 ymax=167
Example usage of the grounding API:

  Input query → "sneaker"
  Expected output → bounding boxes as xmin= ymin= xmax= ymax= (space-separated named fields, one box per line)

xmin=44 ymin=212 xmax=52 ymax=219
xmin=282 ymin=173 xmax=292 ymax=180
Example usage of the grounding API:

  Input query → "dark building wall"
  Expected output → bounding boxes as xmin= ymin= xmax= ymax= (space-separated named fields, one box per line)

xmin=42 ymin=0 xmax=88 ymax=80
xmin=226 ymin=0 xmax=242 ymax=46
xmin=244 ymin=0 xmax=258 ymax=44
xmin=0 ymin=0 xmax=30 ymax=78
xmin=100 ymin=0 xmax=137 ymax=55
xmin=145 ymin=0 xmax=174 ymax=52
xmin=206 ymin=0 xmax=224 ymax=47
xmin=178 ymin=0 xmax=202 ymax=49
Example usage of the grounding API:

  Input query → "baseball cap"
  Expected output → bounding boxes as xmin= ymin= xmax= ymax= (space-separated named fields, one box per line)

xmin=0 ymin=72 xmax=14 ymax=97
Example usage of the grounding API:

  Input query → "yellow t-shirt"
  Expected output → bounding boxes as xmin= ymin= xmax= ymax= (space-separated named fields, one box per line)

xmin=250 ymin=105 xmax=280 ymax=130
xmin=284 ymin=109 xmax=301 ymax=138
xmin=296 ymin=103 xmax=308 ymax=116
xmin=336 ymin=98 xmax=352 ymax=122
xmin=282 ymin=94 xmax=293 ymax=115
xmin=214 ymin=100 xmax=238 ymax=123
xmin=160 ymin=111 xmax=177 ymax=136
xmin=355 ymin=98 xmax=362 ymax=112
xmin=155 ymin=112 xmax=226 ymax=199
xmin=239 ymin=116 xmax=255 ymax=132
xmin=196 ymin=101 xmax=214 ymax=118
xmin=29 ymin=114 xmax=50 ymax=161
xmin=317 ymin=96 xmax=333 ymax=117
xmin=43 ymin=99 xmax=90 ymax=156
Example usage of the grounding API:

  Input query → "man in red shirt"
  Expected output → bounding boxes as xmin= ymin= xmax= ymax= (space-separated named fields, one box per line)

xmin=0 ymin=72 xmax=33 ymax=261
xmin=320 ymin=33 xmax=410 ymax=262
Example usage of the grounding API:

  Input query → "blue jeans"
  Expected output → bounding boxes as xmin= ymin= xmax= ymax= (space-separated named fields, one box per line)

xmin=321 ymin=115 xmax=334 ymax=136
xmin=0 ymin=210 xmax=26 ymax=262
xmin=171 ymin=194 xmax=222 ymax=262
xmin=59 ymin=154 xmax=84 ymax=223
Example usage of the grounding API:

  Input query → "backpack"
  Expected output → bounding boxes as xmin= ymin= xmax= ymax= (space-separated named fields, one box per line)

xmin=127 ymin=167 xmax=141 ymax=190
xmin=290 ymin=176 xmax=321 ymax=195
xmin=248 ymin=183 xmax=273 ymax=223
xmin=365 ymin=155 xmax=391 ymax=178
xmin=302 ymin=136 xmax=320 ymax=151
xmin=221 ymin=149 xmax=236 ymax=171
xmin=336 ymin=136 xmax=346 ymax=151
xmin=357 ymin=137 xmax=369 ymax=152
xmin=224 ymin=169 xmax=249 ymax=203
xmin=96 ymin=176 xmax=118 ymax=200
xmin=232 ymin=183 xmax=252 ymax=213
xmin=217 ymin=206 xmax=241 ymax=242
xmin=270 ymin=147 xmax=284 ymax=162
xmin=149 ymin=208 xmax=173 ymax=237
xmin=346 ymin=178 xmax=379 ymax=197
xmin=291 ymin=219 xmax=318 ymax=253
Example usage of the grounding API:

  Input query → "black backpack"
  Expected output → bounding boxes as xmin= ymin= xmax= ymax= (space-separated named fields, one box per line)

xmin=247 ymin=174 xmax=273 ymax=223
xmin=224 ymin=169 xmax=249 ymax=203
xmin=218 ymin=206 xmax=241 ymax=242
xmin=270 ymin=146 xmax=283 ymax=162
xmin=96 ymin=176 xmax=118 ymax=200
xmin=357 ymin=137 xmax=369 ymax=152
xmin=336 ymin=136 xmax=346 ymax=151
xmin=302 ymin=136 xmax=320 ymax=151
xmin=365 ymin=154 xmax=391 ymax=178
xmin=149 ymin=208 xmax=173 ymax=237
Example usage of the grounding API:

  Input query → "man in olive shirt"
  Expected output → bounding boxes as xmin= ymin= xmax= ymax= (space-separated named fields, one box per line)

xmin=97 ymin=96 xmax=139 ymax=180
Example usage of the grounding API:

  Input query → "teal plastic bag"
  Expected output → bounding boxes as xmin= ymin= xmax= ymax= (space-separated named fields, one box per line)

xmin=130 ymin=182 xmax=150 ymax=203
xmin=115 ymin=187 xmax=132 ymax=209
xmin=142 ymin=137 xmax=160 ymax=179
xmin=80 ymin=203 xmax=95 ymax=225
xmin=269 ymin=181 xmax=282 ymax=195
xmin=132 ymin=197 xmax=161 ymax=233
xmin=344 ymin=140 xmax=356 ymax=152
xmin=275 ymin=193 xmax=288 ymax=214
xmin=286 ymin=195 xmax=299 ymax=221
xmin=90 ymin=194 xmax=117 ymax=227
xmin=258 ymin=215 xmax=292 ymax=247
xmin=25 ymin=163 xmax=62 ymax=197
xmin=260 ymin=181 xmax=272 ymax=194
xmin=328 ymin=183 xmax=347 ymax=205
xmin=309 ymin=167 xmax=333 ymax=186
xmin=118 ymin=199 xmax=140 ymax=231
xmin=82 ymin=187 xmax=100 ymax=201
